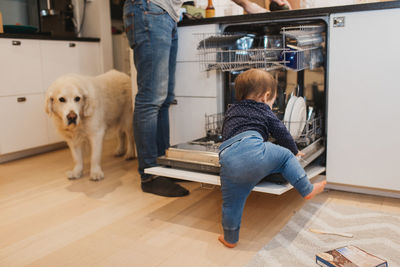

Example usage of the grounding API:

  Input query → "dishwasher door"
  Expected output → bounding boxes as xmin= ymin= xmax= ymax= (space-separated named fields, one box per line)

xmin=145 ymin=138 xmax=325 ymax=195
xmin=145 ymin=165 xmax=325 ymax=195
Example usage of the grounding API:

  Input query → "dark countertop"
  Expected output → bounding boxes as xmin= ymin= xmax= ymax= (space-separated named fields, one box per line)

xmin=0 ymin=33 xmax=100 ymax=42
xmin=178 ymin=1 xmax=400 ymax=26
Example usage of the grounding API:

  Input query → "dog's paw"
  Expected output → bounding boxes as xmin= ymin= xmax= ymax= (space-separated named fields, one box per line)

xmin=67 ymin=168 xmax=83 ymax=180
xmin=90 ymin=169 xmax=104 ymax=181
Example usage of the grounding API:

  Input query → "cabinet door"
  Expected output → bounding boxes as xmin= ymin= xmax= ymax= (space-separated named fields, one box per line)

xmin=169 ymin=97 xmax=217 ymax=145
xmin=0 ymin=39 xmax=42 ymax=96
xmin=177 ymin=24 xmax=219 ymax=62
xmin=327 ymin=9 xmax=400 ymax=191
xmin=40 ymin=40 xmax=79 ymax=89
xmin=76 ymin=42 xmax=102 ymax=76
xmin=0 ymin=94 xmax=48 ymax=154
xmin=41 ymin=40 xmax=101 ymax=89
xmin=175 ymin=62 xmax=219 ymax=97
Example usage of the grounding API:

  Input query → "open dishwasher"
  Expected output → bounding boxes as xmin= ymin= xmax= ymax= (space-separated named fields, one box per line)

xmin=145 ymin=18 xmax=328 ymax=195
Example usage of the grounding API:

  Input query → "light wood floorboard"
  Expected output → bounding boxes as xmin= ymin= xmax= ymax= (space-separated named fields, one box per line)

xmin=1 ymin=140 xmax=399 ymax=266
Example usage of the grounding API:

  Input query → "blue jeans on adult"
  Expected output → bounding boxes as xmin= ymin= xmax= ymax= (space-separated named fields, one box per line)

xmin=123 ymin=0 xmax=178 ymax=181
xmin=219 ymin=130 xmax=313 ymax=244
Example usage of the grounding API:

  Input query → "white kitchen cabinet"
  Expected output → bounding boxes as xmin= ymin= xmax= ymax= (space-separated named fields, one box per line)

xmin=169 ymin=96 xmax=217 ymax=145
xmin=326 ymin=9 xmax=400 ymax=191
xmin=175 ymin=62 xmax=219 ymax=97
xmin=169 ymin=24 xmax=222 ymax=145
xmin=177 ymin=24 xmax=220 ymax=62
xmin=0 ymin=93 xmax=48 ymax=154
xmin=40 ymin=40 xmax=79 ymax=89
xmin=40 ymin=40 xmax=101 ymax=89
xmin=0 ymin=39 xmax=42 ymax=96
xmin=76 ymin=41 xmax=102 ymax=76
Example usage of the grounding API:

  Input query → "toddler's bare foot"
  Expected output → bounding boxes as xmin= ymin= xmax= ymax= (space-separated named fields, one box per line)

xmin=218 ymin=235 xmax=237 ymax=248
xmin=304 ymin=180 xmax=327 ymax=200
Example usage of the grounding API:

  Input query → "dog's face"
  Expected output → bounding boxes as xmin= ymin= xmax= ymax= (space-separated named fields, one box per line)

xmin=45 ymin=76 xmax=92 ymax=129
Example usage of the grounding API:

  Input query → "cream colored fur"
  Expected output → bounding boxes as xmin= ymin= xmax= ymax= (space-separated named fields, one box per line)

xmin=45 ymin=70 xmax=135 ymax=181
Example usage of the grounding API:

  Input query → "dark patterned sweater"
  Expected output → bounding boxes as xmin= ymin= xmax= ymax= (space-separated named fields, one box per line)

xmin=222 ymin=99 xmax=298 ymax=155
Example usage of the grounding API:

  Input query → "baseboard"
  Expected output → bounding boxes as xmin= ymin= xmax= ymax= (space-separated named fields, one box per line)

xmin=0 ymin=142 xmax=67 ymax=163
xmin=326 ymin=183 xmax=400 ymax=199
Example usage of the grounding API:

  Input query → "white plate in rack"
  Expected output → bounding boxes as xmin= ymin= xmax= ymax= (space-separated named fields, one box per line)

xmin=283 ymin=95 xmax=297 ymax=123
xmin=284 ymin=96 xmax=307 ymax=140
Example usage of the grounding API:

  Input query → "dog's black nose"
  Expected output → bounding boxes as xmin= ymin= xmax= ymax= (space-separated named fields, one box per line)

xmin=67 ymin=111 xmax=77 ymax=125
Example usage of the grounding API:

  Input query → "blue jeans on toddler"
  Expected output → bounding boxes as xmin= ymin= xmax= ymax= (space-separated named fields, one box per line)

xmin=124 ymin=0 xmax=178 ymax=181
xmin=219 ymin=131 xmax=313 ymax=244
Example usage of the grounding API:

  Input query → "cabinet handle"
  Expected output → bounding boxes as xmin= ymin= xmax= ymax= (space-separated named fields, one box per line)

xmin=69 ymin=42 xmax=76 ymax=47
xmin=17 ymin=97 xmax=26 ymax=102
xmin=12 ymin=40 xmax=21 ymax=46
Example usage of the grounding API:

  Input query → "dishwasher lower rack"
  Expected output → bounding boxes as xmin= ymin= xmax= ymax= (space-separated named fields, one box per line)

xmin=202 ymin=112 xmax=323 ymax=147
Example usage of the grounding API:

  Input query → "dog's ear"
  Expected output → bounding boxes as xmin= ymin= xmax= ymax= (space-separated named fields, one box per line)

xmin=81 ymin=87 xmax=94 ymax=117
xmin=45 ymin=93 xmax=54 ymax=115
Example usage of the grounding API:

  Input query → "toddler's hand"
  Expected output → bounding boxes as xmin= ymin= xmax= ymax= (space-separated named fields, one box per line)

xmin=296 ymin=151 xmax=305 ymax=159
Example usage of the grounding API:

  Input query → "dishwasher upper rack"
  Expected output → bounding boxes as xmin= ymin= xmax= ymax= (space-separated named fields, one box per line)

xmin=196 ymin=33 xmax=285 ymax=72
xmin=280 ymin=24 xmax=325 ymax=71
xmin=196 ymin=25 xmax=325 ymax=72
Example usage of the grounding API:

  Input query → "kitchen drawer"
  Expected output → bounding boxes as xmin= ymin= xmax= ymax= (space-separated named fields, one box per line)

xmin=169 ymin=96 xmax=218 ymax=145
xmin=0 ymin=93 xmax=48 ymax=154
xmin=177 ymin=24 xmax=219 ymax=62
xmin=0 ymin=39 xmax=42 ymax=96
xmin=145 ymin=164 xmax=325 ymax=195
xmin=40 ymin=40 xmax=101 ymax=90
xmin=175 ymin=62 xmax=220 ymax=97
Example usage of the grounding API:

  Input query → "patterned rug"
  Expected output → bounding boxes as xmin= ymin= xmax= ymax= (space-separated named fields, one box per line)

xmin=247 ymin=201 xmax=400 ymax=266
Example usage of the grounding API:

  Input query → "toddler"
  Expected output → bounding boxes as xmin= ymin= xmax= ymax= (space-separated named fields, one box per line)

xmin=218 ymin=68 xmax=326 ymax=248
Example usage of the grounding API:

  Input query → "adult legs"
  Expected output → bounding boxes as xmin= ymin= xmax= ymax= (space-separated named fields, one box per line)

xmin=124 ymin=0 xmax=188 ymax=197
xmin=157 ymin=25 xmax=177 ymax=156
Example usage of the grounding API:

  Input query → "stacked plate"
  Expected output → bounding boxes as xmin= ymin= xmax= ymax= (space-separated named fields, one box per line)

xmin=283 ymin=95 xmax=307 ymax=140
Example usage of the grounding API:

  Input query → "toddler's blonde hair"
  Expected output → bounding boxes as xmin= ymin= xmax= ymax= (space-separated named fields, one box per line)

xmin=235 ymin=69 xmax=277 ymax=101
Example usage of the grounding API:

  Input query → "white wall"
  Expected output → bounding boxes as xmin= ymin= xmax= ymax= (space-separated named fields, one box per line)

xmin=73 ymin=0 xmax=114 ymax=72
xmin=300 ymin=0 xmax=382 ymax=8
xmin=196 ymin=0 xmax=244 ymax=17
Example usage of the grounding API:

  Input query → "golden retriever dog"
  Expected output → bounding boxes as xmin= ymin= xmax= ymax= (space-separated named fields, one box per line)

xmin=45 ymin=70 xmax=135 ymax=181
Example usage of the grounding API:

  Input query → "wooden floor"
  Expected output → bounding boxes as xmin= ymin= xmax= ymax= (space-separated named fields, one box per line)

xmin=1 ymin=141 xmax=400 ymax=267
